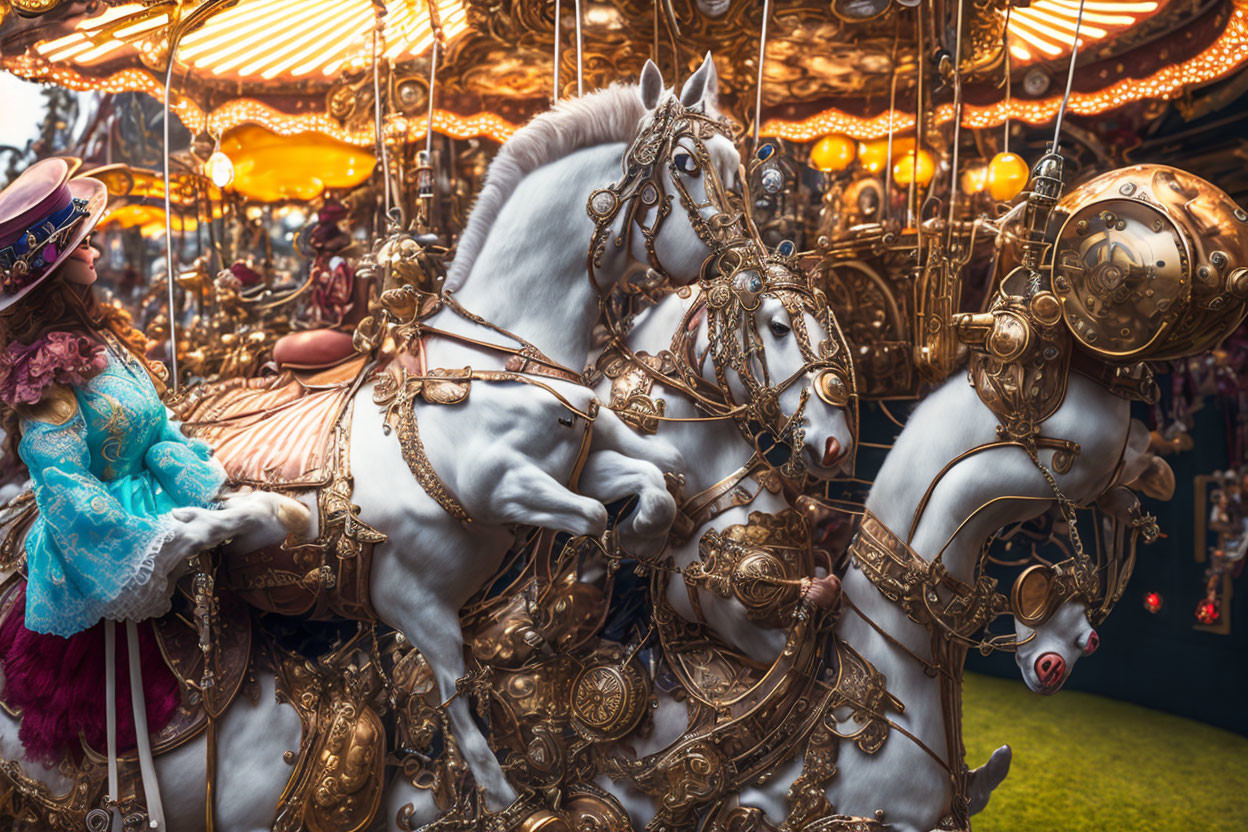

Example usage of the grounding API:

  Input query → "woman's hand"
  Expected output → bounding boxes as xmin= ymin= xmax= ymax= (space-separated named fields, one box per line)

xmin=172 ymin=487 xmax=312 ymax=550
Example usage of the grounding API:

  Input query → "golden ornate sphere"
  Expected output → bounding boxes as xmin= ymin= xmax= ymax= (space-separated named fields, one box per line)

xmin=986 ymin=152 xmax=1029 ymax=202
xmin=1029 ymin=291 xmax=1063 ymax=327
xmin=1050 ymin=164 xmax=1248 ymax=361
xmin=810 ymin=134 xmax=856 ymax=172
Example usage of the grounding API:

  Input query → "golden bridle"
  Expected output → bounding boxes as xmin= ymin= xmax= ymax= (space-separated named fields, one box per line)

xmin=585 ymin=95 xmax=743 ymax=295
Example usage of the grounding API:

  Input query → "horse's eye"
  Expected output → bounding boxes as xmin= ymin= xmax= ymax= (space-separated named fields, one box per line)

xmin=768 ymin=320 xmax=791 ymax=337
xmin=673 ymin=151 xmax=699 ymax=175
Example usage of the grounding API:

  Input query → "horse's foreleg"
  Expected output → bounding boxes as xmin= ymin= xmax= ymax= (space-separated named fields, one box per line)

xmin=579 ymin=450 xmax=676 ymax=554
xmin=491 ymin=461 xmax=609 ymax=536
xmin=590 ymin=407 xmax=685 ymax=475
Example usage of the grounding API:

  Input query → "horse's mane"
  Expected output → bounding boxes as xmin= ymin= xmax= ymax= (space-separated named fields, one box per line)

xmin=444 ymin=84 xmax=649 ymax=291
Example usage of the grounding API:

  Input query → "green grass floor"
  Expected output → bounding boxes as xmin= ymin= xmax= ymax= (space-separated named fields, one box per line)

xmin=962 ymin=673 xmax=1248 ymax=832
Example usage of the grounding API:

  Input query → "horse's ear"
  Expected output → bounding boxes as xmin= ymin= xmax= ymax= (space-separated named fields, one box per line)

xmin=639 ymin=60 xmax=664 ymax=110
xmin=680 ymin=53 xmax=719 ymax=111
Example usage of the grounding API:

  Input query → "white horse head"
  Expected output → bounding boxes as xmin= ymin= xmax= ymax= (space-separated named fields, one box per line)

xmin=439 ymin=54 xmax=740 ymax=371
xmin=684 ymin=248 xmax=858 ymax=483
xmin=749 ymin=291 xmax=856 ymax=479
xmin=615 ymin=55 xmax=743 ymax=290
xmin=1014 ymin=598 xmax=1100 ymax=694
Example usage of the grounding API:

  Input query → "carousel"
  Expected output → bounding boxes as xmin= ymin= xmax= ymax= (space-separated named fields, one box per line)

xmin=0 ymin=0 xmax=1244 ymax=830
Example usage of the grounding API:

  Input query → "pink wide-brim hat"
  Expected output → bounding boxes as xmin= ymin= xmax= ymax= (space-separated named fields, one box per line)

xmin=0 ymin=157 xmax=107 ymax=313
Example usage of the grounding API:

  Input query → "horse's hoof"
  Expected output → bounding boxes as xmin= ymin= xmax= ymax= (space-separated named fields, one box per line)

xmin=276 ymin=498 xmax=312 ymax=540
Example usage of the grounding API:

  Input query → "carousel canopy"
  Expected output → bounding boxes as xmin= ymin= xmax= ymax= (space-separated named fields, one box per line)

xmin=1 ymin=0 xmax=1244 ymax=143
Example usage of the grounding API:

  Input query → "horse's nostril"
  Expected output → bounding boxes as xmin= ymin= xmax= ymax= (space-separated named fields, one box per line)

xmin=821 ymin=436 xmax=842 ymax=467
xmin=1034 ymin=653 xmax=1066 ymax=688
xmin=1083 ymin=630 xmax=1100 ymax=655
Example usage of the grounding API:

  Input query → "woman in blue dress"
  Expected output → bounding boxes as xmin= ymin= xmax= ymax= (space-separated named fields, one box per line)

xmin=0 ymin=158 xmax=305 ymax=828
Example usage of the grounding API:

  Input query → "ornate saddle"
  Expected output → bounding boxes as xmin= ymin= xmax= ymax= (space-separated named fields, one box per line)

xmin=171 ymin=355 xmax=391 ymax=621
xmin=173 ymin=355 xmax=369 ymax=490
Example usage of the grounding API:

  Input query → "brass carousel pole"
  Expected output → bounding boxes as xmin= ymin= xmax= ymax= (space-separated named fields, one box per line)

xmin=752 ymin=0 xmax=772 ymax=149
xmin=553 ymin=0 xmax=561 ymax=101
xmin=1051 ymin=0 xmax=1087 ymax=152
xmin=574 ymin=0 xmax=583 ymax=95
xmin=372 ymin=3 xmax=393 ymax=226
xmin=945 ymin=0 xmax=964 ymax=240
xmin=883 ymin=18 xmax=900 ymax=223
xmin=163 ymin=56 xmax=180 ymax=394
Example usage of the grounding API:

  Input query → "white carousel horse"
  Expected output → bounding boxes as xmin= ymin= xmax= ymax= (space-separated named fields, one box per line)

xmin=722 ymin=371 xmax=1144 ymax=832
xmin=213 ymin=56 xmax=741 ymax=814
xmin=344 ymin=56 xmax=739 ymax=810
xmin=573 ymin=280 xmax=853 ymax=823
xmin=381 ymin=279 xmax=861 ymax=832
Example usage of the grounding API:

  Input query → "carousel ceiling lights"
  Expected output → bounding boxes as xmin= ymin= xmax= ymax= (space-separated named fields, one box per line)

xmin=1005 ymin=0 xmax=1163 ymax=63
xmin=764 ymin=0 xmax=1247 ymax=141
xmin=32 ymin=0 xmax=467 ymax=82
xmin=4 ymin=0 xmax=1243 ymax=144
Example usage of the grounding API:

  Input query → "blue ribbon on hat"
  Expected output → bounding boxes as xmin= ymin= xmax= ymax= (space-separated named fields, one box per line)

xmin=0 ymin=197 xmax=90 ymax=293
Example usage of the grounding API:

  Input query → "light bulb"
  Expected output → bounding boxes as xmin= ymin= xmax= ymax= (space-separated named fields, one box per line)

xmin=987 ymin=152 xmax=1029 ymax=202
xmin=205 ymin=150 xmax=234 ymax=188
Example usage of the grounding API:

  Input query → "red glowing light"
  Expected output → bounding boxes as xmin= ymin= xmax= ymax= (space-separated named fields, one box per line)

xmin=1196 ymin=599 xmax=1220 ymax=625
xmin=1143 ymin=592 xmax=1163 ymax=614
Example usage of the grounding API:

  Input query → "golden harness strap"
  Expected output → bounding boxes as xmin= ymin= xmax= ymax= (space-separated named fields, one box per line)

xmin=420 ymin=291 xmax=587 ymax=385
xmin=850 ymin=510 xmax=1009 ymax=642
xmin=845 ymin=512 xmax=984 ymax=831
xmin=669 ymin=454 xmax=782 ymax=543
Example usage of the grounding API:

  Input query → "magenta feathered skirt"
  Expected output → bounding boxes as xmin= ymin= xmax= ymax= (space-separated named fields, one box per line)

xmin=0 ymin=583 xmax=179 ymax=763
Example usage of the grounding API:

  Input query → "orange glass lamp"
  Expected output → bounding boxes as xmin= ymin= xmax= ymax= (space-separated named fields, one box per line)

xmin=857 ymin=139 xmax=890 ymax=174
xmin=892 ymin=149 xmax=936 ymax=187
xmin=810 ymin=134 xmax=856 ymax=172
xmin=98 ymin=204 xmax=198 ymax=235
xmin=220 ymin=125 xmax=377 ymax=202
xmin=961 ymin=162 xmax=989 ymax=194
xmin=987 ymin=152 xmax=1030 ymax=201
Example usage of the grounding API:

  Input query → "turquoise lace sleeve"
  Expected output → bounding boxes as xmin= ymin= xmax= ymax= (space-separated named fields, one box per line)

xmin=146 ymin=413 xmax=227 ymax=507
xmin=19 ymin=411 xmax=171 ymax=636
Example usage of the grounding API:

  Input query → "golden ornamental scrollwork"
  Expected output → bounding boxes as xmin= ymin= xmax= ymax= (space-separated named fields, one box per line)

xmin=272 ymin=639 xmax=388 ymax=832
xmin=686 ymin=509 xmax=812 ymax=629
